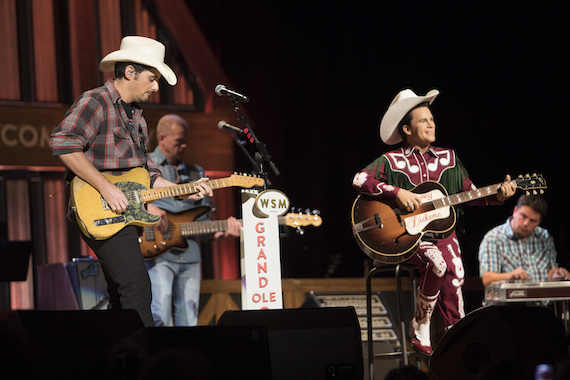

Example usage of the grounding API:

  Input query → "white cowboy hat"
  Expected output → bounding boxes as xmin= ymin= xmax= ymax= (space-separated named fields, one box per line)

xmin=379 ymin=88 xmax=439 ymax=145
xmin=99 ymin=36 xmax=177 ymax=86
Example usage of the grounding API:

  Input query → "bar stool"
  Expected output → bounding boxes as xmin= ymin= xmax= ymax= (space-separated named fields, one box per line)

xmin=366 ymin=260 xmax=418 ymax=379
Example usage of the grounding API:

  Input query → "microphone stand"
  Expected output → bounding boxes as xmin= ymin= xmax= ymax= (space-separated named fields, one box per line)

xmin=231 ymin=99 xmax=280 ymax=188
xmin=232 ymin=133 xmax=267 ymax=185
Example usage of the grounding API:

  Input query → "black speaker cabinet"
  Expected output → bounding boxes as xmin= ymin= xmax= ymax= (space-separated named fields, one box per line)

xmin=218 ymin=306 xmax=364 ymax=380
xmin=0 ymin=309 xmax=144 ymax=380
xmin=429 ymin=305 xmax=568 ymax=380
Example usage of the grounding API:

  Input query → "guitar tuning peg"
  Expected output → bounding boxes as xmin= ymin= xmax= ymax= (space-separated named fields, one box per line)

xmin=540 ymin=190 xmax=544 ymax=194
xmin=296 ymin=227 xmax=305 ymax=236
xmin=533 ymin=190 xmax=538 ymax=195
xmin=517 ymin=174 xmax=523 ymax=179
xmin=525 ymin=174 xmax=530 ymax=178
xmin=312 ymin=209 xmax=321 ymax=216
xmin=525 ymin=191 xmax=530 ymax=196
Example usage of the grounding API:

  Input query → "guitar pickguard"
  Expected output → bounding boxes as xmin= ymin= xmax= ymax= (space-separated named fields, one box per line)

xmin=403 ymin=188 xmax=450 ymax=235
xmin=92 ymin=180 xmax=160 ymax=227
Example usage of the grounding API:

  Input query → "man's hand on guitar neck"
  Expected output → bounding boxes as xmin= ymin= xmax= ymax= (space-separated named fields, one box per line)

xmin=497 ymin=174 xmax=517 ymax=202
xmin=214 ymin=217 xmax=242 ymax=240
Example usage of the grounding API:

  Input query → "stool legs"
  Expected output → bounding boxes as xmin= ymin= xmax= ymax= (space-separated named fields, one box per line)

xmin=395 ymin=264 xmax=409 ymax=366
xmin=366 ymin=265 xmax=377 ymax=379
xmin=366 ymin=263 xmax=417 ymax=380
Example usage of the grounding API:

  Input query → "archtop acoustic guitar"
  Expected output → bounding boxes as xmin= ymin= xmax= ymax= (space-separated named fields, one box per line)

xmin=351 ymin=174 xmax=546 ymax=264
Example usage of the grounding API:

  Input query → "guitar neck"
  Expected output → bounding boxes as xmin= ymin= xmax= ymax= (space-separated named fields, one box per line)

xmin=432 ymin=183 xmax=504 ymax=209
xmin=140 ymin=177 xmax=235 ymax=202
xmin=181 ymin=220 xmax=231 ymax=237
xmin=178 ymin=215 xmax=296 ymax=237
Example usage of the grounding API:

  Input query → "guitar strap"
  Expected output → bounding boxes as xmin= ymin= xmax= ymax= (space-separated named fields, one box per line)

xmin=122 ymin=101 xmax=148 ymax=171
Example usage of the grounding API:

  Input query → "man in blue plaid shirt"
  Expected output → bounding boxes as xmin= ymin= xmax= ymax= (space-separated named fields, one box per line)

xmin=478 ymin=194 xmax=569 ymax=287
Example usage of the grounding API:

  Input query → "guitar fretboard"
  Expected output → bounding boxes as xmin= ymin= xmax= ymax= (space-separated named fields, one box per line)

xmin=181 ymin=220 xmax=230 ymax=236
xmin=177 ymin=215 xmax=311 ymax=237
xmin=144 ymin=214 xmax=321 ymax=239
xmin=140 ymin=177 xmax=236 ymax=202
xmin=431 ymin=183 xmax=503 ymax=209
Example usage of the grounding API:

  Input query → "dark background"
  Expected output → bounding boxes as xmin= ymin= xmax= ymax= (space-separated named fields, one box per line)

xmin=189 ymin=1 xmax=568 ymax=278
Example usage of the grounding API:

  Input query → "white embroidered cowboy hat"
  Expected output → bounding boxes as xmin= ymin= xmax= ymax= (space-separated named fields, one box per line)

xmin=379 ymin=88 xmax=439 ymax=145
xmin=99 ymin=36 xmax=177 ymax=86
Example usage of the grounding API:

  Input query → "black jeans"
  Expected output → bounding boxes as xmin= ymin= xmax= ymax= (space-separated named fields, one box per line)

xmin=81 ymin=225 xmax=154 ymax=327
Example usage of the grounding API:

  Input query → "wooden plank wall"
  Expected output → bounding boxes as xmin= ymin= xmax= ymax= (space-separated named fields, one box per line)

xmin=0 ymin=0 xmax=20 ymax=100
xmin=0 ymin=0 xmax=246 ymax=310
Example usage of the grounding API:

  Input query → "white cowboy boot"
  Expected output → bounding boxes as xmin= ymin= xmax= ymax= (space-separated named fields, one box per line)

xmin=410 ymin=290 xmax=439 ymax=355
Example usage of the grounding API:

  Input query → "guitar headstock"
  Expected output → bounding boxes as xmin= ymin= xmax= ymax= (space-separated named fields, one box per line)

xmin=229 ymin=173 xmax=265 ymax=188
xmin=283 ymin=210 xmax=323 ymax=228
xmin=515 ymin=173 xmax=547 ymax=195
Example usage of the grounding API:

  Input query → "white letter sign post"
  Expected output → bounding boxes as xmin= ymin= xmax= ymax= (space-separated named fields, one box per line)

xmin=240 ymin=189 xmax=290 ymax=310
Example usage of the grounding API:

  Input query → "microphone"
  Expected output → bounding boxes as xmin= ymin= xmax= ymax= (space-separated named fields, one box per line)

xmin=218 ymin=121 xmax=254 ymax=143
xmin=215 ymin=84 xmax=249 ymax=103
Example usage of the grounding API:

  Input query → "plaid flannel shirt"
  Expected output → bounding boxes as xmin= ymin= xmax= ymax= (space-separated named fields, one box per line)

xmin=478 ymin=217 xmax=557 ymax=282
xmin=50 ymin=79 xmax=160 ymax=182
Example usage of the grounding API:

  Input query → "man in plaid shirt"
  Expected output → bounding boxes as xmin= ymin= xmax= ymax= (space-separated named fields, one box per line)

xmin=479 ymin=194 xmax=569 ymax=286
xmin=50 ymin=36 xmax=212 ymax=327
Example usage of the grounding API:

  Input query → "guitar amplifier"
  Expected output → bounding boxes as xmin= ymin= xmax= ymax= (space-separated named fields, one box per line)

xmin=66 ymin=257 xmax=108 ymax=310
xmin=37 ymin=258 xmax=108 ymax=310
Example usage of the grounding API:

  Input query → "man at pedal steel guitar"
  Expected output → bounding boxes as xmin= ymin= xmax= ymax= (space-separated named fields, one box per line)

xmin=352 ymin=88 xmax=516 ymax=355
xmin=50 ymin=37 xmax=213 ymax=327
xmin=145 ymin=114 xmax=241 ymax=326
xmin=478 ymin=194 xmax=570 ymax=286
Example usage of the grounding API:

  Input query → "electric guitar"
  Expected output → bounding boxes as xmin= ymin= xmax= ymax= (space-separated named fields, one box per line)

xmin=70 ymin=167 xmax=265 ymax=240
xmin=351 ymin=174 xmax=546 ymax=264
xmin=140 ymin=208 xmax=323 ymax=258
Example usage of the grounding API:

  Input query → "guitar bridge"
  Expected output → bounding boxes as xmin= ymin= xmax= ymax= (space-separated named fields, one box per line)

xmin=353 ymin=214 xmax=383 ymax=233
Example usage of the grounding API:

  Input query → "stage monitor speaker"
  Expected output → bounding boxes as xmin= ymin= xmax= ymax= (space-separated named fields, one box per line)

xmin=0 ymin=309 xmax=144 ymax=380
xmin=429 ymin=305 xmax=568 ymax=380
xmin=218 ymin=306 xmax=364 ymax=380
xmin=104 ymin=325 xmax=272 ymax=379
